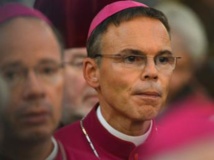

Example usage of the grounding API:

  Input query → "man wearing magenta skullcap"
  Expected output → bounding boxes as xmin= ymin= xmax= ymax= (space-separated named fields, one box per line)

xmin=0 ymin=3 xmax=96 ymax=160
xmin=55 ymin=1 xmax=179 ymax=159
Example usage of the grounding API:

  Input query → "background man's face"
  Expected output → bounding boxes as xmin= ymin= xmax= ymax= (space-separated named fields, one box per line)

xmin=63 ymin=47 xmax=97 ymax=123
xmin=168 ymin=32 xmax=194 ymax=101
xmin=0 ymin=18 xmax=64 ymax=141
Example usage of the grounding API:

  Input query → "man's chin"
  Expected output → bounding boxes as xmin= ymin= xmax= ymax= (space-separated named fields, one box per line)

xmin=16 ymin=127 xmax=53 ymax=143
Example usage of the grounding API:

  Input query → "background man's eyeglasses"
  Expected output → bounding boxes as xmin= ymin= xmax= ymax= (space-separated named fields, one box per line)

xmin=0 ymin=63 xmax=63 ymax=87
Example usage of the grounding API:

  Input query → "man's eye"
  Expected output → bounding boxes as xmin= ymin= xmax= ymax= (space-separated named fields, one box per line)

xmin=157 ymin=56 xmax=174 ymax=65
xmin=69 ymin=61 xmax=83 ymax=69
xmin=124 ymin=55 xmax=137 ymax=63
xmin=74 ymin=62 xmax=83 ymax=68
xmin=3 ymin=70 xmax=20 ymax=81
xmin=123 ymin=55 xmax=145 ymax=64
xmin=40 ymin=66 xmax=59 ymax=75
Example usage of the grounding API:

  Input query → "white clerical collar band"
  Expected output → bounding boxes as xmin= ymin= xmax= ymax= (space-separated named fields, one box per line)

xmin=97 ymin=106 xmax=153 ymax=146
xmin=45 ymin=137 xmax=58 ymax=160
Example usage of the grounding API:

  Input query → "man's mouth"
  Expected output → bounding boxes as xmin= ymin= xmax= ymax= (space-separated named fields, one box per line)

xmin=133 ymin=90 xmax=162 ymax=101
xmin=19 ymin=108 xmax=50 ymax=125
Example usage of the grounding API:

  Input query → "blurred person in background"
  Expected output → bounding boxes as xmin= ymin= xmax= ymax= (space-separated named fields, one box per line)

xmin=142 ymin=1 xmax=214 ymax=159
xmin=144 ymin=108 xmax=214 ymax=160
xmin=62 ymin=47 xmax=98 ymax=124
xmin=0 ymin=3 xmax=72 ymax=159
xmin=34 ymin=0 xmax=117 ymax=125
xmin=155 ymin=1 xmax=213 ymax=118
xmin=180 ymin=0 xmax=214 ymax=102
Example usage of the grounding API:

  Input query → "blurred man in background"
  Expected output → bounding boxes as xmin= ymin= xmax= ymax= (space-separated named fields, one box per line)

xmin=0 ymin=3 xmax=68 ymax=159
xmin=155 ymin=1 xmax=212 ymax=118
xmin=34 ymin=0 xmax=117 ymax=125
xmin=62 ymin=47 xmax=98 ymax=123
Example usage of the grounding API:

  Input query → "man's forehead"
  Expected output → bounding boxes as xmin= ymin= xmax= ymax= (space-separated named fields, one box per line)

xmin=0 ymin=18 xmax=61 ymax=66
xmin=101 ymin=16 xmax=164 ymax=38
xmin=0 ymin=17 xmax=59 ymax=51
xmin=0 ymin=18 xmax=50 ymax=50
xmin=101 ymin=17 xmax=171 ymax=52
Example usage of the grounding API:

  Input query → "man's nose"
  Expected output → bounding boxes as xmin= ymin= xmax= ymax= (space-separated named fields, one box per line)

xmin=141 ymin=58 xmax=158 ymax=80
xmin=23 ymin=71 xmax=45 ymax=100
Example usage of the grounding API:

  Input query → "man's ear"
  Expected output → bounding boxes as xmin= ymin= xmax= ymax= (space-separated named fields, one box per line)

xmin=83 ymin=58 xmax=99 ymax=88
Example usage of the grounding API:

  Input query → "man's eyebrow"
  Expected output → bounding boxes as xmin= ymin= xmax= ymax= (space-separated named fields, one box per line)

xmin=0 ymin=62 xmax=24 ymax=70
xmin=157 ymin=50 xmax=173 ymax=56
xmin=117 ymin=49 xmax=173 ymax=56
xmin=64 ymin=54 xmax=86 ymax=63
xmin=38 ymin=59 xmax=61 ymax=65
xmin=118 ymin=49 xmax=145 ymax=55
